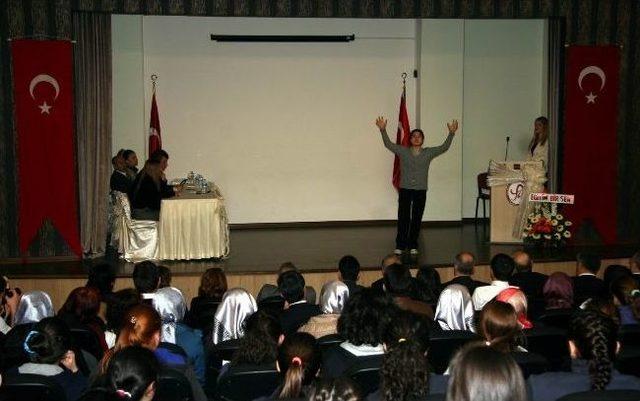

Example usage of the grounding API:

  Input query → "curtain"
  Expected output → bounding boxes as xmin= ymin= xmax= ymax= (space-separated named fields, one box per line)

xmin=73 ymin=12 xmax=112 ymax=256
xmin=546 ymin=18 xmax=565 ymax=193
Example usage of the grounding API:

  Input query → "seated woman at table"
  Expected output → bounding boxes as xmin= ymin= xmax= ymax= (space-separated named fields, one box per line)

xmin=129 ymin=159 xmax=180 ymax=221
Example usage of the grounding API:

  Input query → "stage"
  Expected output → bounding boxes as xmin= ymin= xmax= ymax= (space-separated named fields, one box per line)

xmin=1 ymin=221 xmax=637 ymax=309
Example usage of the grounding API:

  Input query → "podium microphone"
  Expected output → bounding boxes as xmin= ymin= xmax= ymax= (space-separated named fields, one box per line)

xmin=504 ymin=136 xmax=511 ymax=161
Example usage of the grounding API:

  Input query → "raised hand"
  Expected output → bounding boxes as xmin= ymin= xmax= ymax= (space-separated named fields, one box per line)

xmin=447 ymin=119 xmax=459 ymax=134
xmin=376 ymin=116 xmax=388 ymax=131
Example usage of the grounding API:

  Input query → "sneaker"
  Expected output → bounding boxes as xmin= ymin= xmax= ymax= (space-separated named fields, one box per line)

xmin=410 ymin=248 xmax=419 ymax=255
xmin=393 ymin=249 xmax=403 ymax=255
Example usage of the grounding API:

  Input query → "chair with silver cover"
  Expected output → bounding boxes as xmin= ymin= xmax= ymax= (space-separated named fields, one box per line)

xmin=111 ymin=191 xmax=158 ymax=261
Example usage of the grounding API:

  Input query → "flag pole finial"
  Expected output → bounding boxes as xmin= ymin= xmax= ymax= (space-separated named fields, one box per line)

xmin=401 ymin=72 xmax=407 ymax=88
xmin=151 ymin=74 xmax=158 ymax=92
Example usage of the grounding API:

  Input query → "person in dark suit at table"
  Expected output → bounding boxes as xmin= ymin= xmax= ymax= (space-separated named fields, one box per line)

xmin=110 ymin=153 xmax=131 ymax=193
xmin=338 ymin=255 xmax=365 ymax=297
xmin=277 ymin=270 xmax=321 ymax=335
xmin=442 ymin=252 xmax=487 ymax=295
xmin=573 ymin=253 xmax=607 ymax=307
xmin=129 ymin=159 xmax=178 ymax=221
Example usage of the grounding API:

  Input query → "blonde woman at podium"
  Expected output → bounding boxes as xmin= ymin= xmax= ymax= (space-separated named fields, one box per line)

xmin=375 ymin=116 xmax=458 ymax=256
xmin=527 ymin=116 xmax=549 ymax=169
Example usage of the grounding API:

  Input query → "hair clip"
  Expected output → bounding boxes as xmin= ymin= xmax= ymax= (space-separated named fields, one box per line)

xmin=130 ymin=316 xmax=137 ymax=325
xmin=398 ymin=338 xmax=407 ymax=343
xmin=485 ymin=341 xmax=492 ymax=346
xmin=291 ymin=356 xmax=302 ymax=366
xmin=23 ymin=330 xmax=40 ymax=357
xmin=115 ymin=389 xmax=132 ymax=399
xmin=631 ymin=289 xmax=640 ymax=297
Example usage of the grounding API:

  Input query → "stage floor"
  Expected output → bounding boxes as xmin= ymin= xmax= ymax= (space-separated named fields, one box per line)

xmin=1 ymin=222 xmax=638 ymax=278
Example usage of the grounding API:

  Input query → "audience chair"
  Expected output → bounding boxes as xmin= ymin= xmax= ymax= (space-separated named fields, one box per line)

xmin=156 ymin=367 xmax=194 ymax=401
xmin=474 ymin=172 xmax=490 ymax=224
xmin=536 ymin=309 xmax=574 ymax=331
xmin=615 ymin=345 xmax=640 ymax=377
xmin=110 ymin=191 xmax=158 ymax=262
xmin=185 ymin=299 xmax=221 ymax=334
xmin=0 ymin=373 xmax=67 ymax=401
xmin=70 ymin=327 xmax=104 ymax=360
xmin=344 ymin=357 xmax=383 ymax=396
xmin=213 ymin=338 xmax=242 ymax=362
xmin=257 ymin=295 xmax=285 ymax=314
xmin=216 ymin=365 xmax=280 ymax=401
xmin=524 ymin=326 xmax=571 ymax=371
xmin=317 ymin=333 xmax=344 ymax=354
xmin=429 ymin=330 xmax=480 ymax=374
xmin=556 ymin=390 xmax=640 ymax=401
xmin=510 ymin=351 xmax=550 ymax=378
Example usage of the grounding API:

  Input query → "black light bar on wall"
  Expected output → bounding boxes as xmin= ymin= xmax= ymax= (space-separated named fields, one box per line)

xmin=210 ymin=34 xmax=355 ymax=42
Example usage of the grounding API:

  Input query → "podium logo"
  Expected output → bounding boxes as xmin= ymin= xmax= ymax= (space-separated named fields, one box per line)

xmin=507 ymin=182 xmax=524 ymax=206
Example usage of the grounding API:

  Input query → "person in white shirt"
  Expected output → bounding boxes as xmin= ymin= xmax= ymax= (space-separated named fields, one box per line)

xmin=472 ymin=253 xmax=516 ymax=311
xmin=527 ymin=116 xmax=549 ymax=170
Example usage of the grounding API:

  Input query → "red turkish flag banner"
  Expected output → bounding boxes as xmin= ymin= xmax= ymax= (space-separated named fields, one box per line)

xmin=148 ymin=91 xmax=162 ymax=156
xmin=562 ymin=46 xmax=620 ymax=244
xmin=11 ymin=40 xmax=81 ymax=255
xmin=392 ymin=87 xmax=411 ymax=189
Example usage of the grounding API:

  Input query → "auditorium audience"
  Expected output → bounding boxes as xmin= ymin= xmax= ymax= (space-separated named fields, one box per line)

xmin=186 ymin=267 xmax=227 ymax=329
xmin=471 ymin=253 xmax=515 ymax=311
xmin=338 ymin=255 xmax=364 ymax=296
xmin=610 ymin=275 xmax=640 ymax=325
xmin=415 ymin=265 xmax=442 ymax=305
xmin=9 ymin=317 xmax=89 ymax=401
xmin=110 ymin=153 xmax=130 ymax=193
xmin=631 ymin=251 xmax=640 ymax=287
xmin=441 ymin=252 xmax=486 ymax=295
xmin=278 ymin=270 xmax=321 ymax=335
xmin=104 ymin=288 xmax=142 ymax=348
xmin=129 ymin=159 xmax=176 ymax=221
xmin=371 ymin=254 xmax=401 ymax=293
xmin=384 ymin=264 xmax=433 ymax=318
xmin=11 ymin=290 xmax=55 ymax=326
xmin=308 ymin=378 xmax=362 ymax=401
xmin=495 ymin=288 xmax=533 ymax=329
xmin=157 ymin=265 xmax=172 ymax=288
xmin=445 ymin=344 xmax=528 ymax=401
xmin=211 ymin=288 xmax=257 ymax=344
xmin=132 ymin=261 xmax=160 ymax=298
xmin=603 ymin=264 xmax=632 ymax=295
xmin=299 ymin=280 xmax=349 ymax=338
xmin=230 ymin=309 xmax=282 ymax=367
xmin=81 ymin=346 xmax=159 ymax=401
xmin=265 ymin=332 xmax=321 ymax=400
xmin=86 ymin=264 xmax=116 ymax=302
xmin=543 ymin=272 xmax=574 ymax=310
xmin=58 ymin=286 xmax=108 ymax=351
xmin=478 ymin=300 xmax=525 ymax=352
xmin=509 ymin=251 xmax=547 ymax=300
xmin=367 ymin=311 xmax=447 ymax=401
xmin=122 ymin=149 xmax=139 ymax=179
xmin=434 ymin=284 xmax=474 ymax=332
xmin=257 ymin=262 xmax=317 ymax=306
xmin=528 ymin=309 xmax=640 ymax=400
xmin=101 ymin=303 xmax=207 ymax=401
xmin=151 ymin=286 xmax=205 ymax=384
xmin=323 ymin=289 xmax=395 ymax=378
xmin=573 ymin=253 xmax=607 ymax=307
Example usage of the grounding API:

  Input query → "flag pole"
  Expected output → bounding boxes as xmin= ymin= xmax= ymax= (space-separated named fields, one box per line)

xmin=151 ymin=74 xmax=157 ymax=94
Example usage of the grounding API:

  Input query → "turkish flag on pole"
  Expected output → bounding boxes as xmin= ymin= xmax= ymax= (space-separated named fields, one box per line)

xmin=562 ymin=46 xmax=620 ymax=244
xmin=148 ymin=86 xmax=162 ymax=156
xmin=392 ymin=87 xmax=411 ymax=189
xmin=11 ymin=40 xmax=82 ymax=255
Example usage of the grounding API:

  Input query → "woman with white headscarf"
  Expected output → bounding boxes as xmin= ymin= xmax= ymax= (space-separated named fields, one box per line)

xmin=211 ymin=288 xmax=257 ymax=345
xmin=151 ymin=287 xmax=206 ymax=384
xmin=12 ymin=291 xmax=55 ymax=326
xmin=299 ymin=280 xmax=349 ymax=338
xmin=434 ymin=284 xmax=475 ymax=332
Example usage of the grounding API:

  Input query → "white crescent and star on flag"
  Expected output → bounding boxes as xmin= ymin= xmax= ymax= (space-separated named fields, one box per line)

xmin=28 ymin=74 xmax=60 ymax=115
xmin=577 ymin=65 xmax=606 ymax=105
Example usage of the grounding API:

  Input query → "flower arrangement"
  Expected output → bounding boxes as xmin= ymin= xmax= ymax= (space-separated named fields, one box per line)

xmin=523 ymin=203 xmax=572 ymax=247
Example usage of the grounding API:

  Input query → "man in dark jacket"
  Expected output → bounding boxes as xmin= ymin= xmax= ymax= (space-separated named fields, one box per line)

xmin=442 ymin=252 xmax=487 ymax=295
xmin=573 ymin=253 xmax=607 ymax=307
xmin=278 ymin=270 xmax=321 ymax=335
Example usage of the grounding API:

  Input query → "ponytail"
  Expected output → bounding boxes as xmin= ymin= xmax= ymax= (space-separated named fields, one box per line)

xmin=279 ymin=357 xmax=304 ymax=399
xmin=276 ymin=333 xmax=321 ymax=400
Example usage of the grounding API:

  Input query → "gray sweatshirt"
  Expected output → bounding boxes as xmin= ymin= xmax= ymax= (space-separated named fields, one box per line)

xmin=380 ymin=128 xmax=454 ymax=191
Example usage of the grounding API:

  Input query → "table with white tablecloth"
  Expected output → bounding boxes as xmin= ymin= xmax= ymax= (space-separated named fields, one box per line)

xmin=155 ymin=190 xmax=230 ymax=260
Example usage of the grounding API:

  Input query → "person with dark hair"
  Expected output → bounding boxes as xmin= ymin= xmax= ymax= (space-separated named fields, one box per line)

xmin=508 ymin=251 xmax=547 ymax=306
xmin=603 ymin=264 xmax=632 ymax=293
xmin=157 ymin=265 xmax=172 ymax=288
xmin=122 ymin=149 xmax=139 ymax=179
xmin=129 ymin=159 xmax=178 ymax=221
xmin=186 ymin=267 xmax=228 ymax=329
xmin=415 ymin=265 xmax=442 ymax=304
xmin=445 ymin=343 xmax=527 ymax=401
xmin=149 ymin=149 xmax=169 ymax=170
xmin=59 ymin=286 xmax=108 ymax=351
xmin=0 ymin=275 xmax=11 ymax=334
xmin=274 ymin=332 xmax=321 ymax=400
xmin=104 ymin=289 xmax=142 ymax=348
xmin=339 ymin=255 xmax=364 ymax=296
xmin=384 ymin=264 xmax=433 ymax=318
xmin=323 ymin=289 xmax=397 ymax=379
xmin=231 ymin=309 xmax=282 ymax=367
xmin=367 ymin=311 xmax=446 ymax=401
xmin=9 ymin=317 xmax=89 ymax=401
xmin=527 ymin=116 xmax=549 ymax=169
xmin=309 ymin=377 xmax=362 ymax=401
xmin=82 ymin=346 xmax=159 ymax=401
xmin=375 ymin=116 xmax=458 ymax=256
xmin=132 ymin=261 xmax=160 ymax=296
xmin=442 ymin=252 xmax=486 ymax=295
xmin=542 ymin=272 xmax=574 ymax=310
xmin=472 ymin=253 xmax=516 ymax=311
xmin=370 ymin=254 xmax=402 ymax=294
xmin=278 ymin=270 xmax=321 ymax=335
xmin=573 ymin=253 xmax=607 ymax=307
xmin=86 ymin=264 xmax=116 ymax=301
xmin=477 ymin=301 xmax=525 ymax=353
xmin=528 ymin=310 xmax=640 ymax=400
xmin=257 ymin=262 xmax=316 ymax=306
xmin=630 ymin=251 xmax=640 ymax=287
xmin=610 ymin=275 xmax=640 ymax=325
xmin=110 ymin=152 xmax=131 ymax=193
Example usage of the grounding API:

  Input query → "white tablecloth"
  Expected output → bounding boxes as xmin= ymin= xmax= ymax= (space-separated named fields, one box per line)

xmin=155 ymin=191 xmax=230 ymax=260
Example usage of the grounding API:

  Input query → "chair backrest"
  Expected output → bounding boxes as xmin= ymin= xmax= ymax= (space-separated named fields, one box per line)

xmin=524 ymin=326 xmax=571 ymax=371
xmin=510 ymin=351 xmax=550 ymax=378
xmin=537 ymin=310 xmax=573 ymax=331
xmin=477 ymin=172 xmax=490 ymax=196
xmin=344 ymin=357 xmax=383 ymax=396
xmin=213 ymin=338 xmax=243 ymax=362
xmin=615 ymin=346 xmax=640 ymax=377
xmin=257 ymin=296 xmax=285 ymax=314
xmin=317 ymin=333 xmax=344 ymax=354
xmin=556 ymin=390 xmax=640 ymax=401
xmin=429 ymin=330 xmax=480 ymax=374
xmin=187 ymin=298 xmax=221 ymax=333
xmin=112 ymin=191 xmax=133 ymax=224
xmin=619 ymin=324 xmax=640 ymax=347
xmin=70 ymin=328 xmax=104 ymax=360
xmin=156 ymin=367 xmax=194 ymax=401
xmin=0 ymin=373 xmax=67 ymax=401
xmin=216 ymin=365 xmax=280 ymax=401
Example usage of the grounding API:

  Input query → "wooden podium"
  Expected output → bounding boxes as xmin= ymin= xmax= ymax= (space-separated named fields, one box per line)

xmin=489 ymin=161 xmax=542 ymax=243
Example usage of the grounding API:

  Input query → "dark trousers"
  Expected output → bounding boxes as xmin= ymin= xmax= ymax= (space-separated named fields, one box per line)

xmin=396 ymin=188 xmax=427 ymax=249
